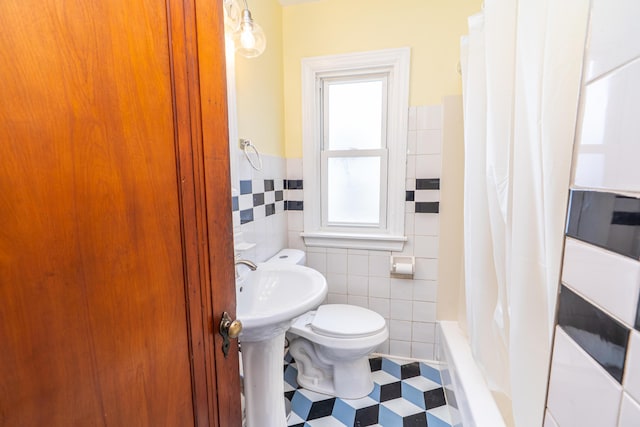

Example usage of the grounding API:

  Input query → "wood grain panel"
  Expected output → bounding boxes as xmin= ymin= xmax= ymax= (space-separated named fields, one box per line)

xmin=0 ymin=0 xmax=205 ymax=424
xmin=192 ymin=1 xmax=243 ymax=425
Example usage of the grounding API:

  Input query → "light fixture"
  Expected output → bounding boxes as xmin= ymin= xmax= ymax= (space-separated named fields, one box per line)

xmin=232 ymin=0 xmax=266 ymax=58
xmin=223 ymin=0 xmax=242 ymax=34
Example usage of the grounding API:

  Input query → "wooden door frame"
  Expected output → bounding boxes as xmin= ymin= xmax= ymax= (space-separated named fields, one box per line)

xmin=167 ymin=0 xmax=240 ymax=425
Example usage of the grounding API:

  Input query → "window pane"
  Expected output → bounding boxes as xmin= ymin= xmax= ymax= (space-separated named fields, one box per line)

xmin=327 ymin=156 xmax=380 ymax=224
xmin=327 ymin=80 xmax=383 ymax=150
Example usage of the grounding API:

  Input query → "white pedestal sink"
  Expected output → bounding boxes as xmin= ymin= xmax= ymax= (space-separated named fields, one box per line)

xmin=236 ymin=263 xmax=327 ymax=427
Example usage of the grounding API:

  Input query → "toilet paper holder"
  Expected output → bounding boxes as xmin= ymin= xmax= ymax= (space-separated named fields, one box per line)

xmin=390 ymin=256 xmax=415 ymax=278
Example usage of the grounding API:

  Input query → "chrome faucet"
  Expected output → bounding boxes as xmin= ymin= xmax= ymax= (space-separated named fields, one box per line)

xmin=235 ymin=258 xmax=258 ymax=271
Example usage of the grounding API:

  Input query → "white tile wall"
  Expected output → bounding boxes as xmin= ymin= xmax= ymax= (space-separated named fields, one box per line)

xmin=369 ymin=297 xmax=390 ymax=318
xmin=285 ymin=105 xmax=443 ymax=361
xmin=326 ymin=272 xmax=347 ymax=295
xmin=327 ymin=249 xmax=348 ymax=274
xmin=369 ymin=254 xmax=390 ymax=277
xmin=347 ymin=253 xmax=369 ymax=276
xmin=390 ymin=320 xmax=412 ymax=341
xmin=285 ymin=158 xmax=305 ymax=252
xmin=347 ymin=275 xmax=368 ymax=296
xmin=574 ymin=57 xmax=640 ymax=193
xmin=583 ymin=0 xmax=640 ymax=82
xmin=407 ymin=130 xmax=417 ymax=154
xmin=413 ymin=280 xmax=438 ymax=302
xmin=416 ymin=130 xmax=442 ymax=155
xmin=562 ymin=237 xmax=640 ymax=328
xmin=306 ymin=251 xmax=326 ymax=273
xmin=390 ymin=340 xmax=412 ymax=358
xmin=411 ymin=342 xmax=434 ymax=360
xmin=414 ymin=189 xmax=440 ymax=202
xmin=390 ymin=300 xmax=411 ymax=321
xmin=573 ymin=0 xmax=640 ymax=193
xmin=543 ymin=410 xmax=559 ymax=427
xmin=549 ymin=234 xmax=640 ymax=427
xmin=347 ymin=295 xmax=368 ymax=308
xmin=368 ymin=276 xmax=390 ymax=298
xmin=288 ymin=210 xmax=304 ymax=232
xmin=412 ymin=301 xmax=436 ymax=323
xmin=415 ymin=259 xmax=438 ymax=280
xmin=414 ymin=236 xmax=439 ymax=258
xmin=233 ymin=154 xmax=288 ymax=262
xmin=286 ymin=157 xmax=303 ymax=180
xmin=619 ymin=393 xmax=640 ymax=427
xmin=414 ymin=214 xmax=439 ymax=236
xmin=548 ymin=1 xmax=640 ymax=424
xmin=415 ymin=154 xmax=442 ymax=177
xmin=327 ymin=293 xmax=347 ymax=304
xmin=390 ymin=278 xmax=413 ymax=300
xmin=547 ymin=328 xmax=622 ymax=427
xmin=624 ymin=331 xmax=640 ymax=404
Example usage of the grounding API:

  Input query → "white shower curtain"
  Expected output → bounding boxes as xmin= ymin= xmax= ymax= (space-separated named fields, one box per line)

xmin=461 ymin=1 xmax=589 ymax=426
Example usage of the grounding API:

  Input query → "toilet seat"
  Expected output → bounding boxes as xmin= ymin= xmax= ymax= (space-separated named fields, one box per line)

xmin=289 ymin=304 xmax=388 ymax=350
xmin=310 ymin=304 xmax=386 ymax=338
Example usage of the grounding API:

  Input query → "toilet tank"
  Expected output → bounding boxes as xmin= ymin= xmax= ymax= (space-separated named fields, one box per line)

xmin=266 ymin=248 xmax=306 ymax=266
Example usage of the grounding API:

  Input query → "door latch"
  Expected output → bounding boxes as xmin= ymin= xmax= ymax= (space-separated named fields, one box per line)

xmin=219 ymin=311 xmax=242 ymax=358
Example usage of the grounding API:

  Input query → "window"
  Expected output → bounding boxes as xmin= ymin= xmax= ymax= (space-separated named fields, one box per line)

xmin=301 ymin=48 xmax=410 ymax=251
xmin=323 ymin=76 xmax=387 ymax=227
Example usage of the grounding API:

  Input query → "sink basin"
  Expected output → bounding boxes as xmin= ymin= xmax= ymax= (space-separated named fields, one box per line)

xmin=236 ymin=263 xmax=327 ymax=341
xmin=235 ymin=262 xmax=327 ymax=427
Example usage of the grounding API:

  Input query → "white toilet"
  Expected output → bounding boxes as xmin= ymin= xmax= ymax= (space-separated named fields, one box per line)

xmin=267 ymin=249 xmax=388 ymax=399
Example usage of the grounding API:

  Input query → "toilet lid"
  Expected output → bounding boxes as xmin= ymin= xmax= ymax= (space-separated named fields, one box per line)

xmin=310 ymin=304 xmax=386 ymax=338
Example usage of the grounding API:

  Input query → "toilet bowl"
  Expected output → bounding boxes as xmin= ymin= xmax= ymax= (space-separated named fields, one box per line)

xmin=267 ymin=249 xmax=389 ymax=399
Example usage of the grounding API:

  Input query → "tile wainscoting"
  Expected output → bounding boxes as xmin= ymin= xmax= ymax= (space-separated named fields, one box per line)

xmin=231 ymin=154 xmax=289 ymax=263
xmin=230 ymin=104 xmax=445 ymax=359
xmin=545 ymin=2 xmax=640 ymax=424
xmin=545 ymin=191 xmax=640 ymax=426
xmin=286 ymin=104 xmax=444 ymax=360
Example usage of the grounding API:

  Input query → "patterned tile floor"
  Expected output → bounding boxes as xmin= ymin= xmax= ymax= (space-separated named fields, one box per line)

xmin=283 ymin=352 xmax=455 ymax=427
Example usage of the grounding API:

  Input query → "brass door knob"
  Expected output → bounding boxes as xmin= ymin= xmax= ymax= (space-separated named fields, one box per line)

xmin=227 ymin=319 xmax=242 ymax=339
xmin=219 ymin=312 xmax=242 ymax=357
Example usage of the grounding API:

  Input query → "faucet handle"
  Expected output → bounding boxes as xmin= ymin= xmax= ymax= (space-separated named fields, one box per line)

xmin=235 ymin=258 xmax=258 ymax=270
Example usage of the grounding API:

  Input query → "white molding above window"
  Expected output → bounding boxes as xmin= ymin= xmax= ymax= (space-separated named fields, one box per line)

xmin=301 ymin=48 xmax=410 ymax=251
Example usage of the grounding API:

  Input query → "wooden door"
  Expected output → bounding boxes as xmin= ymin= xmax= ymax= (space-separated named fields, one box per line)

xmin=0 ymin=0 xmax=241 ymax=426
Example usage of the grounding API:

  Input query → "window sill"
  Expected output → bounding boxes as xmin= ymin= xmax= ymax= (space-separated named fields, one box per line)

xmin=301 ymin=231 xmax=407 ymax=252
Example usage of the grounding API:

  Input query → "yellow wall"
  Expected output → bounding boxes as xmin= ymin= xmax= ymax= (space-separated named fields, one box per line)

xmin=235 ymin=0 xmax=285 ymax=157
xmin=282 ymin=0 xmax=481 ymax=158
xmin=232 ymin=0 xmax=480 ymax=322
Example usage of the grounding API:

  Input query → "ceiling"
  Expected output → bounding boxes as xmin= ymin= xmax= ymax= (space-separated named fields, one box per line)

xmin=278 ymin=0 xmax=321 ymax=6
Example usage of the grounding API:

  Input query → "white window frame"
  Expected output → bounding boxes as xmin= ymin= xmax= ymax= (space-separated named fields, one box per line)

xmin=301 ymin=48 xmax=410 ymax=251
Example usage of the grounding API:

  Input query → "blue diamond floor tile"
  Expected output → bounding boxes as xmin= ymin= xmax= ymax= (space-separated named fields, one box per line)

xmin=381 ymin=358 xmax=403 ymax=379
xmin=285 ymin=363 xmax=300 ymax=389
xmin=426 ymin=406 xmax=454 ymax=427
xmin=287 ymin=410 xmax=306 ymax=427
xmin=379 ymin=398 xmax=427 ymax=426
xmin=401 ymin=376 xmax=442 ymax=410
xmin=332 ymin=396 xmax=379 ymax=426
xmin=419 ymin=362 xmax=442 ymax=385
xmin=284 ymin=353 xmax=455 ymax=427
xmin=304 ymin=416 xmax=347 ymax=427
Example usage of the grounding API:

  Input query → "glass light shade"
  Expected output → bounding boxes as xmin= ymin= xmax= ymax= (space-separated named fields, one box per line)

xmin=233 ymin=9 xmax=266 ymax=58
